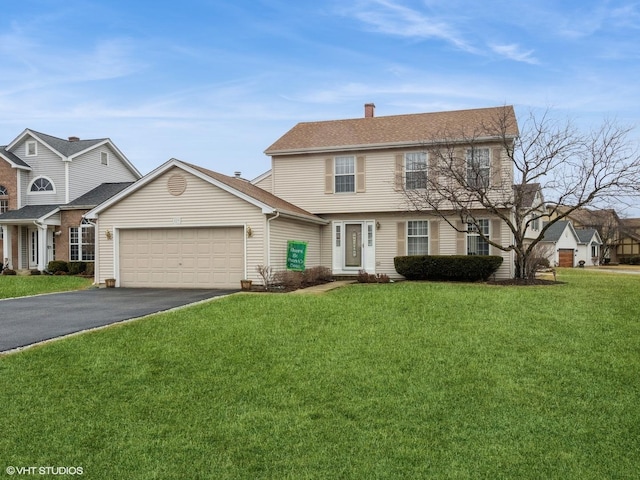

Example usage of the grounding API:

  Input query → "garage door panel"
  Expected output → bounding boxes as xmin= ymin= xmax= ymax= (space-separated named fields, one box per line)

xmin=119 ymin=227 xmax=244 ymax=289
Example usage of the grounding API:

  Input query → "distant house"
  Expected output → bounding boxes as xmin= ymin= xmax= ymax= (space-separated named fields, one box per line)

xmin=540 ymin=220 xmax=602 ymax=267
xmin=548 ymin=206 xmax=621 ymax=263
xmin=87 ymin=105 xmax=522 ymax=288
xmin=540 ymin=221 xmax=581 ymax=267
xmin=617 ymin=218 xmax=640 ymax=261
xmin=575 ymin=229 xmax=603 ymax=266
xmin=0 ymin=130 xmax=141 ymax=271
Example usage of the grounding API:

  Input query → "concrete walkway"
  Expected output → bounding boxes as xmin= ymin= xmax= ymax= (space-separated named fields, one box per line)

xmin=288 ymin=280 xmax=355 ymax=294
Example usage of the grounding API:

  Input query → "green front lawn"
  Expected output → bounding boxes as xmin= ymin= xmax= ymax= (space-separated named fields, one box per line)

xmin=1 ymin=269 xmax=638 ymax=479
xmin=0 ymin=275 xmax=93 ymax=299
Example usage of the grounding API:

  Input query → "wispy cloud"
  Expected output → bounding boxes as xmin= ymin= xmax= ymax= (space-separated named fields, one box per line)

xmin=342 ymin=0 xmax=478 ymax=53
xmin=340 ymin=0 xmax=542 ymax=63
xmin=490 ymin=43 xmax=539 ymax=64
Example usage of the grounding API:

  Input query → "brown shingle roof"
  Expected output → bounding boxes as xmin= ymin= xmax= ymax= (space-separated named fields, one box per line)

xmin=265 ymin=105 xmax=518 ymax=155
xmin=183 ymin=162 xmax=323 ymax=222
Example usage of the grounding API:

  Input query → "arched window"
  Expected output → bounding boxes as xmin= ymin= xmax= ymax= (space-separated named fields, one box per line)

xmin=29 ymin=177 xmax=55 ymax=193
xmin=0 ymin=184 xmax=8 ymax=213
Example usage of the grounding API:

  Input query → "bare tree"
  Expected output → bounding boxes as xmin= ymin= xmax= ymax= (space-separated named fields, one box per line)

xmin=401 ymin=106 xmax=640 ymax=279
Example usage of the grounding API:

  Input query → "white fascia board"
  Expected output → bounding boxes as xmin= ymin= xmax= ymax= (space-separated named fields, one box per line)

xmin=85 ymin=158 xmax=276 ymax=219
xmin=0 ymin=152 xmax=31 ymax=170
xmin=19 ymin=130 xmax=66 ymax=159
xmin=265 ymin=135 xmax=516 ymax=156
xmin=176 ymin=161 xmax=275 ymax=214
xmin=251 ymin=169 xmax=272 ymax=185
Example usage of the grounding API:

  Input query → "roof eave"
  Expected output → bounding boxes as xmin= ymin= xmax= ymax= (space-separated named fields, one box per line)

xmin=266 ymin=135 xmax=517 ymax=156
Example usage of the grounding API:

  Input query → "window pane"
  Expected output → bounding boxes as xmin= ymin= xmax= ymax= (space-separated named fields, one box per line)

xmin=335 ymin=175 xmax=355 ymax=193
xmin=407 ymin=220 xmax=428 ymax=255
xmin=466 ymin=148 xmax=490 ymax=187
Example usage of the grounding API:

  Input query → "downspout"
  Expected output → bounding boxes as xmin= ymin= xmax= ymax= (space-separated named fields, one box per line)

xmin=266 ymin=211 xmax=280 ymax=267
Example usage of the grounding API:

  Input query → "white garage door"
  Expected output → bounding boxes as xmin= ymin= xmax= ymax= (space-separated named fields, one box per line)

xmin=119 ymin=227 xmax=244 ymax=288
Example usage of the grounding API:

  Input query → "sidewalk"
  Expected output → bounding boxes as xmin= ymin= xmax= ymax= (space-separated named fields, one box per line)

xmin=289 ymin=280 xmax=355 ymax=294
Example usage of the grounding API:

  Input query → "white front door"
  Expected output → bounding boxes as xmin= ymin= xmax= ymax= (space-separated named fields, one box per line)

xmin=332 ymin=220 xmax=376 ymax=274
xmin=28 ymin=227 xmax=38 ymax=269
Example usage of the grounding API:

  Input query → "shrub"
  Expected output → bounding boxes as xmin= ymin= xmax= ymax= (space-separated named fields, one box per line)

xmin=357 ymin=270 xmax=391 ymax=283
xmin=630 ymin=256 xmax=640 ymax=265
xmin=68 ymin=262 xmax=88 ymax=275
xmin=394 ymin=255 xmax=503 ymax=282
xmin=30 ymin=269 xmax=41 ymax=275
xmin=302 ymin=266 xmax=332 ymax=284
xmin=47 ymin=261 xmax=68 ymax=273
xmin=273 ymin=270 xmax=303 ymax=290
xmin=2 ymin=269 xmax=16 ymax=276
xmin=85 ymin=263 xmax=95 ymax=276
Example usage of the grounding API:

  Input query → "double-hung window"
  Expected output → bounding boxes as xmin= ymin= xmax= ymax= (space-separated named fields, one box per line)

xmin=70 ymin=220 xmax=95 ymax=261
xmin=335 ymin=156 xmax=355 ymax=193
xmin=0 ymin=185 xmax=8 ymax=213
xmin=408 ymin=220 xmax=429 ymax=255
xmin=466 ymin=147 xmax=490 ymax=188
xmin=405 ymin=152 xmax=427 ymax=190
xmin=467 ymin=219 xmax=490 ymax=255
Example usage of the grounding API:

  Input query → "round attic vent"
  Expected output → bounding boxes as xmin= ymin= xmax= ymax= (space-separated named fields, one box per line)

xmin=167 ymin=174 xmax=187 ymax=196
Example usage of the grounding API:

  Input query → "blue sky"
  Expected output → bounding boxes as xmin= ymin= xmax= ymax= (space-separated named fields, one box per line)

xmin=1 ymin=0 xmax=640 ymax=191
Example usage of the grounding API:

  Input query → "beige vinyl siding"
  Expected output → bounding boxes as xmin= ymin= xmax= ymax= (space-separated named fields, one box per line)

xmin=268 ymin=217 xmax=322 ymax=273
xmin=69 ymin=145 xmax=138 ymax=201
xmin=95 ymin=167 xmax=267 ymax=284
xmin=271 ymin=143 xmax=513 ymax=215
xmin=253 ymin=172 xmax=273 ymax=193
xmin=273 ymin=152 xmax=408 ymax=214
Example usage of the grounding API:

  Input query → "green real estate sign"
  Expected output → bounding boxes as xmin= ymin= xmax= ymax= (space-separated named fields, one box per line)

xmin=286 ymin=240 xmax=307 ymax=271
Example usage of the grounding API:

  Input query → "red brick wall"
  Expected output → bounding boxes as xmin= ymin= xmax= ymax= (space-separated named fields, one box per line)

xmin=0 ymin=160 xmax=18 ymax=266
xmin=58 ymin=210 xmax=89 ymax=262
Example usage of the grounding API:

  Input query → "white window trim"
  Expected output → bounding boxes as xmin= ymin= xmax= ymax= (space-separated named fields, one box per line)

xmin=69 ymin=221 xmax=95 ymax=262
xmin=334 ymin=156 xmax=355 ymax=194
xmin=466 ymin=147 xmax=490 ymax=188
xmin=407 ymin=220 xmax=429 ymax=255
xmin=405 ymin=152 xmax=428 ymax=190
xmin=101 ymin=151 xmax=109 ymax=166
xmin=27 ymin=176 xmax=56 ymax=194
xmin=467 ymin=219 xmax=490 ymax=255
xmin=26 ymin=140 xmax=37 ymax=157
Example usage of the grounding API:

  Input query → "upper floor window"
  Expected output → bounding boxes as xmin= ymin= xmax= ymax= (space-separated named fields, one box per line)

xmin=466 ymin=147 xmax=490 ymax=188
xmin=335 ymin=156 xmax=355 ymax=193
xmin=468 ymin=219 xmax=490 ymax=255
xmin=26 ymin=141 xmax=37 ymax=156
xmin=0 ymin=184 xmax=8 ymax=213
xmin=101 ymin=152 xmax=109 ymax=165
xmin=531 ymin=216 xmax=540 ymax=231
xmin=29 ymin=177 xmax=55 ymax=193
xmin=405 ymin=152 xmax=427 ymax=190
xmin=408 ymin=220 xmax=429 ymax=255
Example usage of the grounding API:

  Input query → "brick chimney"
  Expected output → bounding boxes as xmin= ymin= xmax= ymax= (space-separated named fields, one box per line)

xmin=364 ymin=103 xmax=375 ymax=118
xmin=68 ymin=136 xmax=80 ymax=142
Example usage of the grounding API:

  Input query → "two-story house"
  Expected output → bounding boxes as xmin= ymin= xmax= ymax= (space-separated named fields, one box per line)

xmin=0 ymin=129 xmax=141 ymax=271
xmin=86 ymin=105 xmax=519 ymax=288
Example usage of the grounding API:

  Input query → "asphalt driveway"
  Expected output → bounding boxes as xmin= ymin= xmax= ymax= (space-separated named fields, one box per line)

xmin=0 ymin=288 xmax=237 ymax=353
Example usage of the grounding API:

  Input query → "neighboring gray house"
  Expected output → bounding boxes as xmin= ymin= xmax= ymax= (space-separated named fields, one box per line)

xmin=575 ymin=228 xmax=602 ymax=266
xmin=540 ymin=221 xmax=581 ymax=267
xmin=0 ymin=129 xmax=141 ymax=271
